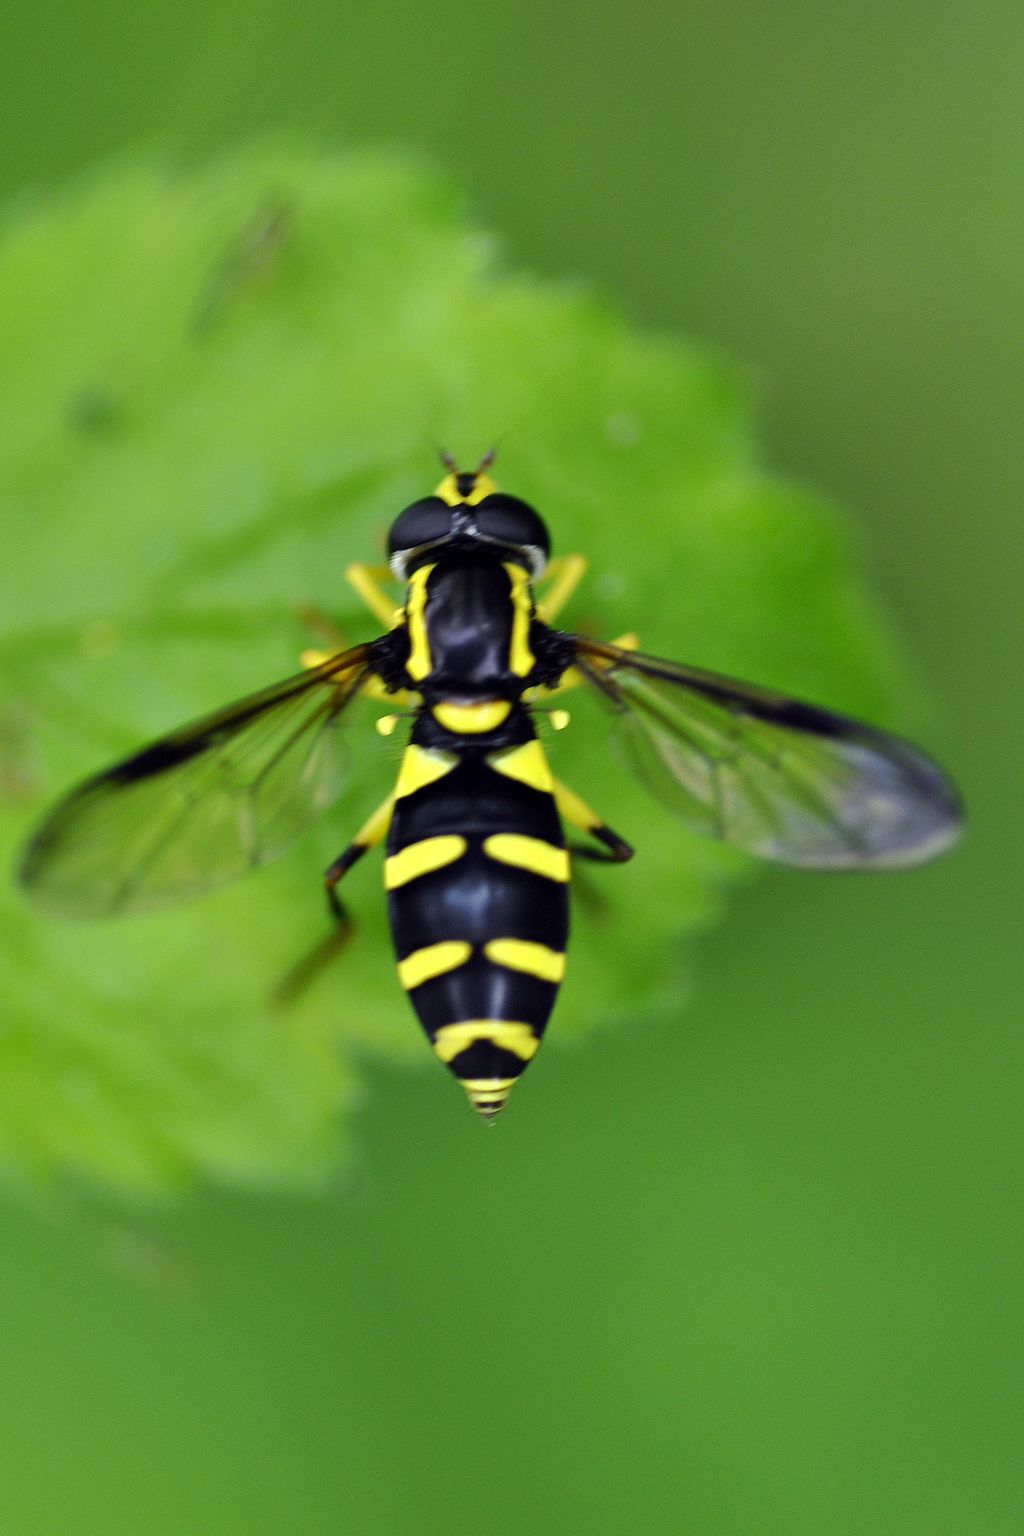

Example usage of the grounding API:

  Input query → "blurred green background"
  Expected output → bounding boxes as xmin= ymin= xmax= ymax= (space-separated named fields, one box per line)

xmin=0 ymin=2 xmax=1019 ymax=1533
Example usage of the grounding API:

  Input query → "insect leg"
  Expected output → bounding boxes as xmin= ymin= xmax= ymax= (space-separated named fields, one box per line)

xmin=296 ymin=602 xmax=402 ymax=704
xmin=324 ymin=789 xmax=395 ymax=900
xmin=536 ymin=554 xmax=588 ymax=623
xmin=553 ymin=777 xmax=635 ymax=863
xmin=345 ymin=563 xmax=403 ymax=628
xmin=272 ymin=792 xmax=396 ymax=1006
xmin=311 ymin=565 xmax=405 ymax=702
xmin=295 ymin=601 xmax=349 ymax=662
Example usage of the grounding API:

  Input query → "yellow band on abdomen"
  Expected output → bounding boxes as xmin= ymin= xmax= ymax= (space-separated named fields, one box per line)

xmin=433 ymin=1020 xmax=540 ymax=1064
xmin=460 ymin=1077 xmax=517 ymax=1117
xmin=484 ymin=938 xmax=566 ymax=982
xmin=394 ymin=745 xmax=457 ymax=799
xmin=397 ymin=941 xmax=472 ymax=991
xmin=483 ymin=833 xmax=569 ymax=882
xmin=384 ymin=835 xmax=467 ymax=889
xmin=488 ymin=739 xmax=553 ymax=793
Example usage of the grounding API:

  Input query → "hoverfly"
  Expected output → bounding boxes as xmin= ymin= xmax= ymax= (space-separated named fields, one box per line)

xmin=18 ymin=454 xmax=962 ymax=1118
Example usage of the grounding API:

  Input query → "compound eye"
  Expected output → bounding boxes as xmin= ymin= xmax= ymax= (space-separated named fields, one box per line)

xmin=387 ymin=498 xmax=452 ymax=559
xmin=473 ymin=494 xmax=551 ymax=559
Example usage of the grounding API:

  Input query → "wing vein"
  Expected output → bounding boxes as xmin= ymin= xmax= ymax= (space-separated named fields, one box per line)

xmin=570 ymin=636 xmax=962 ymax=869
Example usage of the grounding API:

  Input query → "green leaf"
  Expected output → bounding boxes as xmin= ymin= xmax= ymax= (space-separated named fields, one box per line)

xmin=0 ymin=143 xmax=908 ymax=1196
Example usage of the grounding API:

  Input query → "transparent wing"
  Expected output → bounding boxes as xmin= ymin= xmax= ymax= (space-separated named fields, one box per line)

xmin=19 ymin=645 xmax=374 ymax=916
xmin=573 ymin=638 xmax=963 ymax=869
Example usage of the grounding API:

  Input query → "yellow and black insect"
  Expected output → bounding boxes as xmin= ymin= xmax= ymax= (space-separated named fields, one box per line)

xmin=18 ymin=454 xmax=962 ymax=1118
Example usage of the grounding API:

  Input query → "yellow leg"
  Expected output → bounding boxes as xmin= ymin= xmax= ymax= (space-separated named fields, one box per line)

xmin=294 ymin=600 xmax=348 ymax=669
xmin=346 ymin=792 xmax=396 ymax=858
xmin=272 ymin=791 xmax=395 ymax=1006
xmin=318 ymin=789 xmax=395 ymax=926
xmin=297 ymin=597 xmax=411 ymax=706
xmin=298 ymin=643 xmax=397 ymax=702
xmin=536 ymin=554 xmax=588 ymax=623
xmin=553 ymin=777 xmax=634 ymax=862
xmin=346 ymin=563 xmax=403 ymax=629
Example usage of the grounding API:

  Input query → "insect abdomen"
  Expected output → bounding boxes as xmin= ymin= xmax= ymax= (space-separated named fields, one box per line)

xmin=385 ymin=738 xmax=568 ymax=1118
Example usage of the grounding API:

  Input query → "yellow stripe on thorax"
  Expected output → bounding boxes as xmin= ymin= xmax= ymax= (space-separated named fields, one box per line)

xmin=483 ymin=833 xmax=569 ymax=882
xmin=384 ymin=835 xmax=466 ymax=889
xmin=503 ymin=561 xmax=535 ymax=677
xmin=404 ymin=563 xmax=435 ymax=681
xmin=433 ymin=1020 xmax=540 ymax=1064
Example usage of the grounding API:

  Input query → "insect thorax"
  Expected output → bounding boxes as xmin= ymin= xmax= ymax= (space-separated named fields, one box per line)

xmin=404 ymin=553 xmax=529 ymax=691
